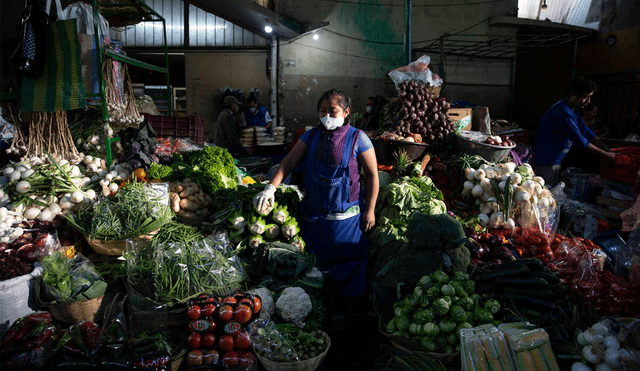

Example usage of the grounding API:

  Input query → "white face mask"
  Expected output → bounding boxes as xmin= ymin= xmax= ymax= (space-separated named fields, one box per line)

xmin=365 ymin=106 xmax=372 ymax=113
xmin=320 ymin=115 xmax=344 ymax=130
xmin=249 ymin=107 xmax=257 ymax=114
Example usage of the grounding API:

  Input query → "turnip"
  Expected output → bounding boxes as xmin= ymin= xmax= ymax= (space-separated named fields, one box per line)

xmin=71 ymin=191 xmax=84 ymax=204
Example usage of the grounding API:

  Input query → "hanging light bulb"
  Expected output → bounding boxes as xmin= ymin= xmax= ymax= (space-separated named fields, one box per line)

xmin=313 ymin=33 xmax=319 ymax=41
xmin=264 ymin=20 xmax=274 ymax=33
xmin=541 ymin=0 xmax=548 ymax=9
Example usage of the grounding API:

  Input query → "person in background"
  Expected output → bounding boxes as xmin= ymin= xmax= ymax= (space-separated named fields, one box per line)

xmin=209 ymin=95 xmax=251 ymax=158
xmin=253 ymin=89 xmax=379 ymax=331
xmin=532 ymin=76 xmax=616 ymax=186
xmin=352 ymin=96 xmax=375 ymax=129
xmin=243 ymin=94 xmax=272 ymax=133
xmin=624 ymin=111 xmax=640 ymax=139
xmin=581 ymin=102 xmax=609 ymax=138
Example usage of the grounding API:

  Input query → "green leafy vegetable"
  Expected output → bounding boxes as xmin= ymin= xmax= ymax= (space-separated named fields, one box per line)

xmin=147 ymin=163 xmax=173 ymax=180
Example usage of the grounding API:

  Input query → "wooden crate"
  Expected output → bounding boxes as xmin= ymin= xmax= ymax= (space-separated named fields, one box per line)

xmin=597 ymin=195 xmax=634 ymax=220
xmin=448 ymin=108 xmax=473 ymax=130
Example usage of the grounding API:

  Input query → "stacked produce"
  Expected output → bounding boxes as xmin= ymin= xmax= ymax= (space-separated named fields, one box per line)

xmin=384 ymin=270 xmax=498 ymax=354
xmin=0 ymin=312 xmax=55 ymax=369
xmin=462 ymin=162 xmax=556 ymax=230
xmin=168 ymin=180 xmax=213 ymax=220
xmin=573 ymin=319 xmax=640 ymax=370
xmin=378 ymin=80 xmax=454 ymax=144
xmin=251 ymin=322 xmax=329 ymax=363
xmin=212 ymin=183 xmax=304 ymax=249
xmin=66 ymin=181 xmax=173 ymax=242
xmin=460 ymin=324 xmax=515 ymax=371
xmin=126 ymin=222 xmax=245 ymax=304
xmin=185 ymin=293 xmax=259 ymax=369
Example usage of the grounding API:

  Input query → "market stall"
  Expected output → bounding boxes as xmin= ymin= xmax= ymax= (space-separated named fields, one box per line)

xmin=2 ymin=19 xmax=640 ymax=371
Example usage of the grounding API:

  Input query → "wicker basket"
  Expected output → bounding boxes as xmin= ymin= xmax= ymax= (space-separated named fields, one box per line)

xmin=390 ymin=339 xmax=459 ymax=366
xmin=47 ymin=294 xmax=106 ymax=324
xmin=85 ymin=232 xmax=155 ymax=256
xmin=255 ymin=332 xmax=331 ymax=371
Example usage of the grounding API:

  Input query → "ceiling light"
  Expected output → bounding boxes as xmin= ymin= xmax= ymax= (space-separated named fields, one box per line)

xmin=265 ymin=24 xmax=273 ymax=33
xmin=541 ymin=0 xmax=548 ymax=9
xmin=313 ymin=33 xmax=319 ymax=40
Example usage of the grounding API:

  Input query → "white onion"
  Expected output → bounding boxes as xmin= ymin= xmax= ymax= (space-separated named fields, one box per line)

xmin=582 ymin=345 xmax=601 ymax=364
xmin=478 ymin=213 xmax=489 ymax=226
xmin=463 ymin=180 xmax=474 ymax=191
xmin=16 ymin=180 xmax=31 ymax=193
xmin=571 ymin=363 xmax=593 ymax=371
xmin=464 ymin=168 xmax=476 ymax=181
xmin=3 ymin=167 xmax=14 ymax=177
xmin=603 ymin=348 xmax=622 ymax=368
xmin=474 ymin=169 xmax=486 ymax=180
xmin=24 ymin=207 xmax=41 ymax=220
xmin=472 ymin=184 xmax=484 ymax=197
xmin=38 ymin=209 xmax=54 ymax=222
xmin=48 ymin=203 xmax=62 ymax=215
xmin=10 ymin=171 xmax=22 ymax=182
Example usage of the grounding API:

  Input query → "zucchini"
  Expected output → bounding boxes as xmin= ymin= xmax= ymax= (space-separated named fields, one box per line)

xmin=504 ymin=287 xmax=555 ymax=299
xmin=525 ymin=270 xmax=560 ymax=284
xmin=479 ymin=265 xmax=530 ymax=281
xmin=493 ymin=258 xmax=544 ymax=271
xmin=500 ymin=292 xmax=556 ymax=312
xmin=495 ymin=277 xmax=548 ymax=289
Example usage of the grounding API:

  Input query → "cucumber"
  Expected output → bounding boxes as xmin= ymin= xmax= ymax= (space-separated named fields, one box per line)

xmin=549 ymin=285 xmax=569 ymax=296
xmin=500 ymin=292 xmax=556 ymax=312
xmin=553 ymin=295 xmax=569 ymax=308
xmin=525 ymin=270 xmax=560 ymax=284
xmin=477 ymin=282 xmax=502 ymax=294
xmin=504 ymin=287 xmax=555 ymax=299
xmin=495 ymin=277 xmax=548 ymax=289
xmin=502 ymin=303 xmax=543 ymax=318
xmin=493 ymin=258 xmax=544 ymax=271
xmin=479 ymin=265 xmax=530 ymax=281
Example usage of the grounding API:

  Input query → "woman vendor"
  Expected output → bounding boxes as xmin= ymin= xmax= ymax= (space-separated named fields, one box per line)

xmin=253 ymin=89 xmax=379 ymax=330
xmin=243 ymin=94 xmax=273 ymax=133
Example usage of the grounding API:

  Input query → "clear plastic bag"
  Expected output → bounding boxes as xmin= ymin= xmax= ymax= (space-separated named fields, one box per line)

xmin=388 ymin=55 xmax=443 ymax=92
xmin=460 ymin=325 xmax=514 ymax=371
xmin=97 ymin=292 xmax=129 ymax=358
xmin=248 ymin=317 xmax=299 ymax=362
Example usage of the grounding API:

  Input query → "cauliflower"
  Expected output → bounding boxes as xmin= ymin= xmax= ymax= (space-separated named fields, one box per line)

xmin=276 ymin=287 xmax=313 ymax=328
xmin=247 ymin=287 xmax=275 ymax=317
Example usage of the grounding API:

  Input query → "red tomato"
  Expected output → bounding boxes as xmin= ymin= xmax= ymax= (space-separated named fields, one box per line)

xmin=202 ymin=333 xmax=216 ymax=348
xmin=202 ymin=304 xmax=217 ymax=318
xmin=187 ymin=305 xmax=201 ymax=321
xmin=206 ymin=319 xmax=217 ymax=333
xmin=218 ymin=334 xmax=235 ymax=352
xmin=202 ymin=349 xmax=220 ymax=365
xmin=187 ymin=349 xmax=204 ymax=366
xmin=223 ymin=296 xmax=237 ymax=304
xmin=237 ymin=351 xmax=255 ymax=368
xmin=205 ymin=296 xmax=218 ymax=303
xmin=233 ymin=304 xmax=253 ymax=324
xmin=252 ymin=296 xmax=262 ymax=314
xmin=187 ymin=333 xmax=201 ymax=349
xmin=219 ymin=304 xmax=234 ymax=322
xmin=222 ymin=350 xmax=239 ymax=368
xmin=239 ymin=298 xmax=253 ymax=310
xmin=235 ymin=331 xmax=251 ymax=349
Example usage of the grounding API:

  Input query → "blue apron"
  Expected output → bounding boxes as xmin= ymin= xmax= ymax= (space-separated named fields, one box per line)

xmin=301 ymin=127 xmax=369 ymax=297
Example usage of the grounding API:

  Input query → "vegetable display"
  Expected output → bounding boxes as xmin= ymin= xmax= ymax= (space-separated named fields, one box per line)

xmin=378 ymin=80 xmax=454 ymax=144
xmin=172 ymin=146 xmax=238 ymax=195
xmin=126 ymin=222 xmax=245 ymax=303
xmin=385 ymin=270 xmax=498 ymax=354
xmin=168 ymin=180 xmax=212 ymax=220
xmin=66 ymin=181 xmax=173 ymax=241
xmin=574 ymin=319 xmax=640 ymax=370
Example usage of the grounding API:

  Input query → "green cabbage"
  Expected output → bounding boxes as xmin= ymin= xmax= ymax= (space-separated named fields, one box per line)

xmin=431 ymin=270 xmax=450 ymax=284
xmin=450 ymin=305 xmax=467 ymax=323
xmin=440 ymin=284 xmax=455 ymax=296
xmin=438 ymin=320 xmax=457 ymax=334
xmin=421 ymin=337 xmax=437 ymax=352
xmin=422 ymin=322 xmax=440 ymax=337
xmin=433 ymin=298 xmax=451 ymax=317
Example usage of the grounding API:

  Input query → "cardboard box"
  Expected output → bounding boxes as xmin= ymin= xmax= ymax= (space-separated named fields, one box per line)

xmin=448 ymin=108 xmax=473 ymax=131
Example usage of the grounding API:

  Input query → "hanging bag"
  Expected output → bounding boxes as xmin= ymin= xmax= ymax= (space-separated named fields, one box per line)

xmin=12 ymin=0 xmax=49 ymax=79
xmin=20 ymin=0 xmax=86 ymax=112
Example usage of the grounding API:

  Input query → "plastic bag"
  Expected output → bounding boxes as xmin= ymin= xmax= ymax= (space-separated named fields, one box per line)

xmin=388 ymin=55 xmax=443 ymax=92
xmin=0 ymin=312 xmax=54 ymax=369
xmin=97 ymin=292 xmax=129 ymax=359
xmin=127 ymin=284 xmax=170 ymax=365
xmin=249 ymin=317 xmax=299 ymax=362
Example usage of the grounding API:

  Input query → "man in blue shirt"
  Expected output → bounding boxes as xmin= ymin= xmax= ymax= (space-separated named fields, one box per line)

xmin=532 ymin=77 xmax=616 ymax=186
xmin=243 ymin=95 xmax=272 ymax=133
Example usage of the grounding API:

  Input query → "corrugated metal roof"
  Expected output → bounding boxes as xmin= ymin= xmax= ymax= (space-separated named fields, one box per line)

xmin=518 ymin=0 xmax=600 ymax=30
xmin=112 ymin=0 xmax=268 ymax=48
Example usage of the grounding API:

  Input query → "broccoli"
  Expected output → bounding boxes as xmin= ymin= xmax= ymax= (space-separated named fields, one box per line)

xmin=443 ymin=245 xmax=470 ymax=274
xmin=406 ymin=213 xmax=466 ymax=250
xmin=147 ymin=162 xmax=173 ymax=180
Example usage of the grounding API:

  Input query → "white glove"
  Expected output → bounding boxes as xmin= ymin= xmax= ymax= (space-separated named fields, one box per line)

xmin=254 ymin=184 xmax=276 ymax=213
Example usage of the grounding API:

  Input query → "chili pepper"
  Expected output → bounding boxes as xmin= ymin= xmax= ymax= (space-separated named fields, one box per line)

xmin=62 ymin=343 xmax=84 ymax=357
xmin=79 ymin=321 xmax=98 ymax=335
xmin=24 ymin=327 xmax=53 ymax=350
xmin=1 ymin=351 xmax=30 ymax=369
xmin=0 ymin=318 xmax=27 ymax=349
xmin=24 ymin=321 xmax=48 ymax=342
xmin=25 ymin=312 xmax=52 ymax=325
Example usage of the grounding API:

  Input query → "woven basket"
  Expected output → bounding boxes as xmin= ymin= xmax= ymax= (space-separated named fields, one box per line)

xmin=390 ymin=339 xmax=459 ymax=366
xmin=85 ymin=232 xmax=155 ymax=256
xmin=255 ymin=332 xmax=331 ymax=371
xmin=47 ymin=294 xmax=106 ymax=324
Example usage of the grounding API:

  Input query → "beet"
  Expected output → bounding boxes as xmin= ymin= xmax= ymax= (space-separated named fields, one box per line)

xmin=16 ymin=243 xmax=38 ymax=263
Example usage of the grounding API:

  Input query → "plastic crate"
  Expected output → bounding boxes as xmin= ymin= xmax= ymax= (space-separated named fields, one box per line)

xmin=593 ymin=230 xmax=629 ymax=271
xmin=143 ymin=114 xmax=205 ymax=145
xmin=600 ymin=147 xmax=640 ymax=184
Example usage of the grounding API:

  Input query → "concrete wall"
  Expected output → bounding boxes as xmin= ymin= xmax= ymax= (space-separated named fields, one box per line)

xmin=276 ymin=0 xmax=517 ymax=130
xmin=185 ymin=52 xmax=270 ymax=138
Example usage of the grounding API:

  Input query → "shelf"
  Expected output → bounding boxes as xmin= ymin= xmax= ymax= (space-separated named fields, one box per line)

xmin=105 ymin=51 xmax=167 ymax=74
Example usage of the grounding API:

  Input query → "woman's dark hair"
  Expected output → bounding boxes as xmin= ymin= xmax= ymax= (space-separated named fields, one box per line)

xmin=246 ymin=93 xmax=257 ymax=105
xmin=566 ymin=76 xmax=598 ymax=97
xmin=316 ymin=88 xmax=352 ymax=114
